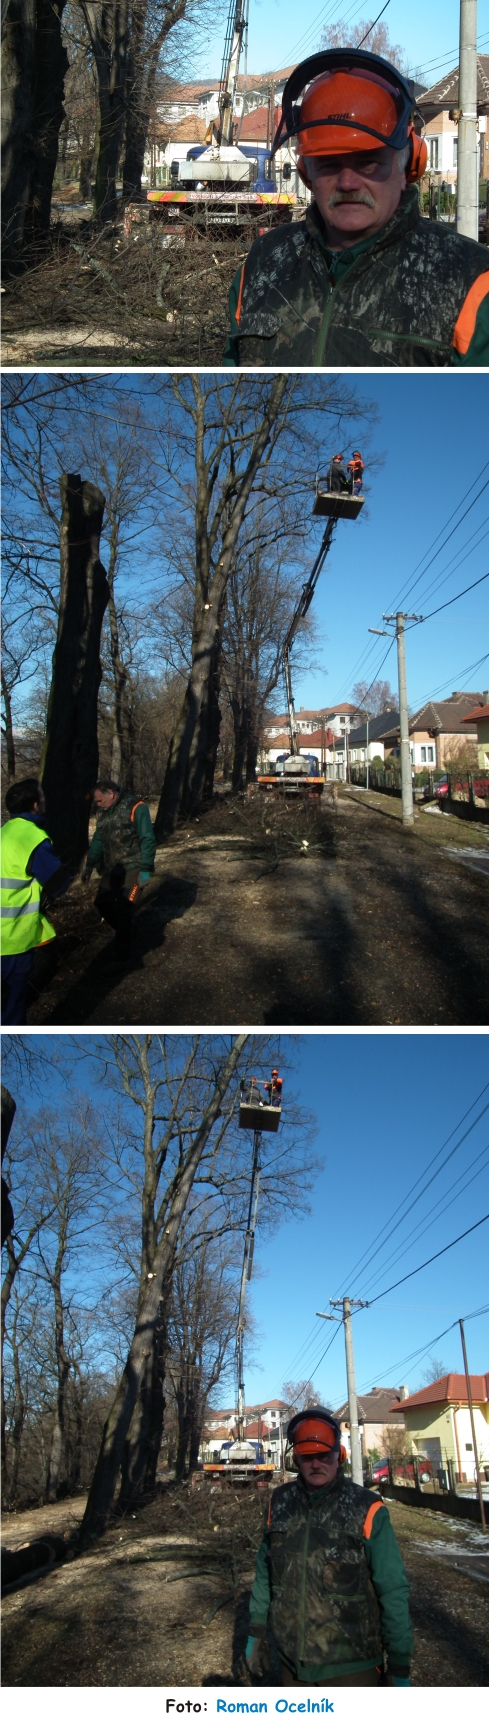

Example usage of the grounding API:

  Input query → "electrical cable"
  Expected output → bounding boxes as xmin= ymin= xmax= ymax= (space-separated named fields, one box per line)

xmin=368 ymin=1212 xmax=489 ymax=1305
xmin=411 ymin=651 xmax=489 ymax=710
xmin=353 ymin=1100 xmax=489 ymax=1294
xmin=333 ymin=1082 xmax=489 ymax=1297
xmin=408 ymin=570 xmax=489 ymax=628
xmin=356 ymin=1302 xmax=489 ymax=1395
xmin=387 ymin=470 xmax=489 ymax=612
xmin=359 ymin=1139 xmax=489 ymax=1297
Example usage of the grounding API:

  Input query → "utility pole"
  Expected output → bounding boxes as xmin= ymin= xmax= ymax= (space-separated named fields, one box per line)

xmin=459 ymin=1318 xmax=487 ymax=1533
xmin=318 ymin=1297 xmax=369 ymax=1484
xmin=457 ymin=0 xmax=479 ymax=241
xmin=369 ymin=613 xmax=422 ymax=828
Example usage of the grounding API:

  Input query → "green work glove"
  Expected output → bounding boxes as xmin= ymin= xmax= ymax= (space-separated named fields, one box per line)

xmin=138 ymin=870 xmax=151 ymax=886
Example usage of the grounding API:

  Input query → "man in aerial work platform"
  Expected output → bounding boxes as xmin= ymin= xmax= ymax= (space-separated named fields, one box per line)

xmin=245 ymin=1407 xmax=413 ymax=1687
xmin=265 ymin=1068 xmax=283 ymax=1106
xmin=82 ymin=779 xmax=156 ymax=962
xmin=224 ymin=48 xmax=489 ymax=367
xmin=328 ymin=454 xmax=349 ymax=494
xmin=1 ymin=777 xmax=71 ymax=1023
xmin=347 ymin=450 xmax=365 ymax=494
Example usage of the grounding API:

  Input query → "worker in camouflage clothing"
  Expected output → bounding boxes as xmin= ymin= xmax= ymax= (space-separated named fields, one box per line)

xmin=245 ymin=1407 xmax=413 ymax=1687
xmin=225 ymin=49 xmax=489 ymax=368
xmin=82 ymin=779 xmax=156 ymax=961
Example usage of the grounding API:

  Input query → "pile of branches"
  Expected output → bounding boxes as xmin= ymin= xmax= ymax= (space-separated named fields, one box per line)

xmin=1 ymin=213 xmax=252 ymax=367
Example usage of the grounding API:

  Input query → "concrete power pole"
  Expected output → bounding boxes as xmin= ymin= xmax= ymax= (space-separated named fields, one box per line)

xmin=457 ymin=0 xmax=479 ymax=241
xmin=459 ymin=1318 xmax=487 ymax=1533
xmin=320 ymin=1298 xmax=369 ymax=1484
xmin=371 ymin=612 xmax=422 ymax=828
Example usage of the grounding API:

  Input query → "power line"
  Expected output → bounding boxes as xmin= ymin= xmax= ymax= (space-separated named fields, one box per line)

xmin=333 ymin=1081 xmax=489 ymax=1297
xmin=359 ymin=1139 xmax=489 ymax=1297
xmin=410 ymin=568 xmax=489 ymax=626
xmin=368 ymin=1212 xmax=489 ymax=1305
xmin=356 ymin=1302 xmax=489 ymax=1395
xmin=388 ymin=468 xmax=489 ymax=612
xmin=411 ymin=650 xmax=489 ymax=708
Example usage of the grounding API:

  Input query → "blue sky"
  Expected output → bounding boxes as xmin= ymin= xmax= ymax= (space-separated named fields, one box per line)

xmin=199 ymin=0 xmax=489 ymax=85
xmin=283 ymin=373 xmax=489 ymax=716
xmin=239 ymin=1033 xmax=489 ymax=1412
xmin=6 ymin=1033 xmax=488 ymax=1410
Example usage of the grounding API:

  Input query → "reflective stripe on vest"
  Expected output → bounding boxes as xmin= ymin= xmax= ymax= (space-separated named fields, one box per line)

xmin=0 ymin=819 xmax=56 ymax=954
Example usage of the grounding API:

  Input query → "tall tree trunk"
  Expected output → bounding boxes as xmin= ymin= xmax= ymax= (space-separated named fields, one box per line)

xmin=1 ymin=0 xmax=69 ymax=265
xmin=7 ymin=1311 xmax=27 ymax=1505
xmin=174 ymin=1380 xmax=190 ymax=1480
xmin=84 ymin=0 xmax=129 ymax=222
xmin=246 ymin=721 xmax=259 ymax=784
xmin=79 ymin=1037 xmax=247 ymax=1546
xmin=41 ymin=473 xmax=109 ymax=870
xmin=122 ymin=0 xmax=186 ymax=199
xmin=1 ymin=0 xmax=36 ymax=265
xmin=155 ymin=377 xmax=288 ymax=840
xmin=1 ymin=671 xmax=16 ymax=783
xmin=23 ymin=0 xmax=69 ymax=243
xmin=107 ymin=587 xmax=129 ymax=785
xmin=46 ymin=1248 xmax=71 ymax=1501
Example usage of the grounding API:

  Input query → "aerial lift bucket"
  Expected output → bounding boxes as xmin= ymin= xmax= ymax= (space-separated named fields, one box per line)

xmin=239 ymin=1096 xmax=282 ymax=1133
xmin=313 ymin=479 xmax=365 ymax=521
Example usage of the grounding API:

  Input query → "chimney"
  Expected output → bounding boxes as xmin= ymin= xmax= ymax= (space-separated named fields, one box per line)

xmin=398 ymin=1385 xmax=409 ymax=1400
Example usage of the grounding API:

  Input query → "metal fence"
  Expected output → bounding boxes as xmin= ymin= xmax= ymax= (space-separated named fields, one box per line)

xmin=349 ymin=766 xmax=489 ymax=820
xmin=365 ymin=1452 xmax=489 ymax=1495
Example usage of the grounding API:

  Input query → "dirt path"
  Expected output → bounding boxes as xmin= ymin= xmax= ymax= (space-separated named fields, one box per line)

xmin=2 ymin=1485 xmax=488 ymax=1686
xmin=25 ymin=790 xmax=489 ymax=1026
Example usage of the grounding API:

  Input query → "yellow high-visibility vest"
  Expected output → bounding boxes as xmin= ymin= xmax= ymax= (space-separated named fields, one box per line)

xmin=1 ymin=817 xmax=57 ymax=955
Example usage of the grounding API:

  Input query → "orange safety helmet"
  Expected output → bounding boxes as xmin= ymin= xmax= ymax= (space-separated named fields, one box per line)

xmin=287 ymin=1407 xmax=346 ymax=1463
xmin=272 ymin=49 xmax=427 ymax=183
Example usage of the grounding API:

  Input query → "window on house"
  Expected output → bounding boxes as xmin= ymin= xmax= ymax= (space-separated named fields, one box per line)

xmin=428 ymin=137 xmax=439 ymax=169
xmin=421 ymin=746 xmax=426 ymax=762
xmin=427 ymin=746 xmax=434 ymax=762
xmin=453 ymin=138 xmax=458 ymax=166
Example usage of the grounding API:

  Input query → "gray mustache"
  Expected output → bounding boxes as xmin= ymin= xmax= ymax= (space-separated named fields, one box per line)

xmin=328 ymin=189 xmax=376 ymax=209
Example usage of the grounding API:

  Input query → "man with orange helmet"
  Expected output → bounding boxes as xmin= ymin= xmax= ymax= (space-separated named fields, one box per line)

xmin=265 ymin=1068 xmax=283 ymax=1106
xmin=347 ymin=450 xmax=365 ymax=494
xmin=224 ymin=48 xmax=489 ymax=367
xmin=245 ymin=1406 xmax=413 ymax=1686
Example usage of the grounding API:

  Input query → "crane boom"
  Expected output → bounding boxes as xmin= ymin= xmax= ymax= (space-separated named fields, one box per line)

xmin=217 ymin=0 xmax=248 ymax=145
xmin=283 ymin=517 xmax=336 ymax=756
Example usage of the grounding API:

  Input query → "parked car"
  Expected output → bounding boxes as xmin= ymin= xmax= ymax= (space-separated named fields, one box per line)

xmin=370 ymin=1455 xmax=431 ymax=1484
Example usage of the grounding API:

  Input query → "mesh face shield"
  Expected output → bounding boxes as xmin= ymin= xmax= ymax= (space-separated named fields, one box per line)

xmin=272 ymin=49 xmax=419 ymax=158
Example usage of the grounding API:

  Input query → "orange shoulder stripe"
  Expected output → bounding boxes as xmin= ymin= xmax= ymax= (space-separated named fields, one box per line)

xmin=267 ymin=1493 xmax=273 ymax=1528
xmin=453 ymin=271 xmax=489 ymax=355
xmin=235 ymin=262 xmax=246 ymax=327
xmin=130 ymin=799 xmax=145 ymax=822
xmin=363 ymin=1500 xmax=384 ymax=1539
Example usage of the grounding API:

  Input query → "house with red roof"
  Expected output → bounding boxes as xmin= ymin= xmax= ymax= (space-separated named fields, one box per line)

xmin=462 ymin=702 xmax=489 ymax=770
xmin=390 ymin=1373 xmax=489 ymax=1485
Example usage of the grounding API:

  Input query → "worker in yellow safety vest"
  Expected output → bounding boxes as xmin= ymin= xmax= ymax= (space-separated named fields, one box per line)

xmin=1 ymin=777 xmax=71 ymax=1023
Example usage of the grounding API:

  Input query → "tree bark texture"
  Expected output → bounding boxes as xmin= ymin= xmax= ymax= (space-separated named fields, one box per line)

xmin=45 ymin=1223 xmax=71 ymax=1501
xmin=122 ymin=0 xmax=187 ymax=198
xmin=1 ymin=0 xmax=69 ymax=263
xmin=7 ymin=1305 xmax=27 ymax=1505
xmin=79 ymin=1035 xmax=247 ymax=1546
xmin=41 ymin=473 xmax=109 ymax=870
xmin=82 ymin=0 xmax=129 ymax=221
xmin=0 ymin=670 xmax=16 ymax=781
xmin=155 ymin=377 xmax=289 ymax=840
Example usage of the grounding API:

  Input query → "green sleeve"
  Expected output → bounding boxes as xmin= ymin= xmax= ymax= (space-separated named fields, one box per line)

xmin=364 ymin=1504 xmax=414 ymax=1674
xmin=452 ymin=293 xmax=489 ymax=365
xmin=222 ymin=266 xmax=242 ymax=365
xmin=134 ymin=802 xmax=156 ymax=870
xmin=87 ymin=822 xmax=105 ymax=866
xmin=248 ymin=1521 xmax=272 ymax=1630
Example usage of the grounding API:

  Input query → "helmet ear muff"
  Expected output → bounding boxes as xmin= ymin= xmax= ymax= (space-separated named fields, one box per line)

xmin=339 ymin=1444 xmax=347 ymax=1464
xmin=406 ymin=127 xmax=427 ymax=182
xmin=296 ymin=154 xmax=312 ymax=188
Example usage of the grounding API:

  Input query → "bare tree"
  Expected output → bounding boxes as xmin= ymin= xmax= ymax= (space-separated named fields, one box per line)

xmin=352 ymin=679 xmax=399 ymax=719
xmin=167 ymin=1232 xmax=240 ymax=1478
xmin=320 ymin=17 xmax=406 ymax=70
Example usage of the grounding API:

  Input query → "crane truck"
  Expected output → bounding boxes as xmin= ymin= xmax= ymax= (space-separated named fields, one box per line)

xmin=203 ymin=1075 xmax=282 ymax=1486
xmin=147 ymin=0 xmax=296 ymax=231
xmin=258 ymin=470 xmax=365 ymax=796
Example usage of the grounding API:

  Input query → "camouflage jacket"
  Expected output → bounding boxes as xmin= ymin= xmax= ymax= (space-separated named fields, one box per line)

xmin=224 ymin=188 xmax=489 ymax=368
xmin=248 ymin=1474 xmax=413 ymax=1680
xmin=87 ymin=793 xmax=156 ymax=874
